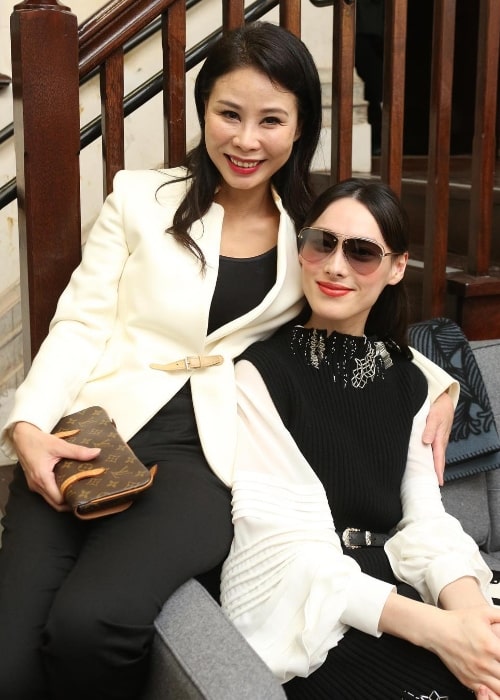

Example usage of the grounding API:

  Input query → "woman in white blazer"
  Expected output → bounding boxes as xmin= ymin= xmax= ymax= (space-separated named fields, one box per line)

xmin=0 ymin=23 xmax=455 ymax=700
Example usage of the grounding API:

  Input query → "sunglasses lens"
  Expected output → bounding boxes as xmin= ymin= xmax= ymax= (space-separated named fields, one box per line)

xmin=299 ymin=228 xmax=338 ymax=263
xmin=299 ymin=228 xmax=387 ymax=274
xmin=343 ymin=238 xmax=384 ymax=274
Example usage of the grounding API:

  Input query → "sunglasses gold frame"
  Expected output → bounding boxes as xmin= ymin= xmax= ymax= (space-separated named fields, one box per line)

xmin=298 ymin=227 xmax=402 ymax=275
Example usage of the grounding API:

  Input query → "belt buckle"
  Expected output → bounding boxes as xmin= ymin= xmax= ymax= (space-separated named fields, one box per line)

xmin=184 ymin=356 xmax=198 ymax=370
xmin=342 ymin=527 xmax=372 ymax=549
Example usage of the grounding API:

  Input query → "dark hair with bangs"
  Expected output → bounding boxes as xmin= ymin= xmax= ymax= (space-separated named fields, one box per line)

xmin=165 ymin=22 xmax=322 ymax=270
xmin=302 ymin=178 xmax=411 ymax=350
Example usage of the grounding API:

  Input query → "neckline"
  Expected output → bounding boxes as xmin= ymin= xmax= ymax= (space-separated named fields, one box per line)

xmin=219 ymin=246 xmax=277 ymax=263
xmin=290 ymin=326 xmax=393 ymax=389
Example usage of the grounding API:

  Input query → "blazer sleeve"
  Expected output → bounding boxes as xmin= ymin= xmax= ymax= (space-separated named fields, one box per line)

xmin=1 ymin=171 xmax=131 ymax=455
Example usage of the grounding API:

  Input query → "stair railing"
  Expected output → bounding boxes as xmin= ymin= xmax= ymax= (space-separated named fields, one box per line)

xmin=8 ymin=0 xmax=500 ymax=366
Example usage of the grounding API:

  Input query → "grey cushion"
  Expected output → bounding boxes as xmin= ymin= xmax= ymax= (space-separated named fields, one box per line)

xmin=471 ymin=340 xmax=500 ymax=432
xmin=486 ymin=467 xmax=500 ymax=554
xmin=471 ymin=341 xmax=500 ymax=556
xmin=142 ymin=578 xmax=286 ymax=700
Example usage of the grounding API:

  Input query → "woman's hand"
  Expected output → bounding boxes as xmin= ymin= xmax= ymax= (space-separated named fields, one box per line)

xmin=11 ymin=421 xmax=101 ymax=510
xmin=422 ymin=391 xmax=455 ymax=485
xmin=428 ymin=604 xmax=500 ymax=695
xmin=380 ymin=587 xmax=500 ymax=696
xmin=476 ymin=684 xmax=500 ymax=699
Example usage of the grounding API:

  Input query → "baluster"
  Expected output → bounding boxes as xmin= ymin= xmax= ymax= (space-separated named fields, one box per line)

xmin=422 ymin=0 xmax=456 ymax=319
xmin=223 ymin=0 xmax=244 ymax=31
xmin=101 ymin=49 xmax=125 ymax=196
xmin=280 ymin=0 xmax=301 ymax=36
xmin=380 ymin=0 xmax=407 ymax=197
xmin=162 ymin=0 xmax=186 ymax=167
xmin=330 ymin=0 xmax=355 ymax=182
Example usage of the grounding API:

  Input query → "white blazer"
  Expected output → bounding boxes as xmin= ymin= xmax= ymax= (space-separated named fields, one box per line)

xmin=1 ymin=168 xmax=304 ymax=484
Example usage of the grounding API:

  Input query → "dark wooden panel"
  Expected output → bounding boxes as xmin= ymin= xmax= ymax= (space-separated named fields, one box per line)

xmin=380 ymin=0 xmax=407 ymax=196
xmin=422 ymin=0 xmax=456 ymax=319
xmin=330 ymin=0 xmax=355 ymax=182
xmin=467 ymin=0 xmax=500 ymax=275
xmin=11 ymin=2 xmax=81 ymax=364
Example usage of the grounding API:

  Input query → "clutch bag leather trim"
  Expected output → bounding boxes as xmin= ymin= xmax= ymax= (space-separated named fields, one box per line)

xmin=52 ymin=406 xmax=157 ymax=520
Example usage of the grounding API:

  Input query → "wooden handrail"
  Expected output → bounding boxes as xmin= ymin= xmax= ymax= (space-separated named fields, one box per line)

xmin=78 ymin=0 xmax=177 ymax=78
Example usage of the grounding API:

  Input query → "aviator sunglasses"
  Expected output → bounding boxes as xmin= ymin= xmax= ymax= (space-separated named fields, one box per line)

xmin=298 ymin=227 xmax=402 ymax=275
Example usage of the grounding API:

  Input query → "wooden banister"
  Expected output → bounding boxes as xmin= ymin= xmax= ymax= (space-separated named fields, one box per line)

xmin=8 ymin=0 xmax=500 ymax=361
xmin=422 ymin=0 xmax=456 ymax=319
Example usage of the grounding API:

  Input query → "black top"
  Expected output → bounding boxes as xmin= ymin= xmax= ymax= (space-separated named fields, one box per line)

xmin=207 ymin=247 xmax=278 ymax=334
xmin=240 ymin=325 xmax=427 ymax=535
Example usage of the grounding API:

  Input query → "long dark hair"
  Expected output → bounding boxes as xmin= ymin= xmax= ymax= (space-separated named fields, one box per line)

xmin=303 ymin=178 xmax=411 ymax=350
xmin=166 ymin=22 xmax=322 ymax=269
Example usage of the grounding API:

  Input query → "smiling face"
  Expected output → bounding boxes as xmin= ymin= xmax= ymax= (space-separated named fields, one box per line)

xmin=204 ymin=66 xmax=301 ymax=198
xmin=300 ymin=197 xmax=408 ymax=337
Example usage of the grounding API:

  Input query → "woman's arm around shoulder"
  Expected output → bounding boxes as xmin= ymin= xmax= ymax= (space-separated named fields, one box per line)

xmin=410 ymin=347 xmax=459 ymax=484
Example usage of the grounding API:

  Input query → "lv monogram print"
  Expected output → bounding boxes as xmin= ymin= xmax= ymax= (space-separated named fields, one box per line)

xmin=52 ymin=406 xmax=156 ymax=520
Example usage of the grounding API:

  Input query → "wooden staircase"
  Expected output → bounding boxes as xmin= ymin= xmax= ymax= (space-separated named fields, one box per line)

xmin=6 ymin=0 xmax=500 ymax=367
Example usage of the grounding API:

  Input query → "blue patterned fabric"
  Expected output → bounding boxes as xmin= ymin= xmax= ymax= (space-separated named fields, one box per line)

xmin=409 ymin=318 xmax=500 ymax=482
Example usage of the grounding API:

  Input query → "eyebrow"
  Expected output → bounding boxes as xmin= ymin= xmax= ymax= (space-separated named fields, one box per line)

xmin=214 ymin=99 xmax=290 ymax=117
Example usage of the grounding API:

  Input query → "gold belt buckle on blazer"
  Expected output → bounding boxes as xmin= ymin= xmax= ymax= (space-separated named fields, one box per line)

xmin=150 ymin=355 xmax=224 ymax=372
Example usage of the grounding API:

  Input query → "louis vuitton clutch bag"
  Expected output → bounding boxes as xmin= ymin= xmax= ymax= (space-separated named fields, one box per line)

xmin=52 ymin=406 xmax=157 ymax=519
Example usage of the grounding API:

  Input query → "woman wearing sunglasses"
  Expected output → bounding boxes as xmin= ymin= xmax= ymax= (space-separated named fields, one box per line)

xmin=221 ymin=179 xmax=500 ymax=700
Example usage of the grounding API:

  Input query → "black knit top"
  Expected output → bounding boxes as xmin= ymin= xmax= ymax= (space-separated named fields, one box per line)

xmin=239 ymin=324 xmax=427 ymax=536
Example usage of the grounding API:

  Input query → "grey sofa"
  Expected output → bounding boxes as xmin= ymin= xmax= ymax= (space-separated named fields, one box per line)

xmin=142 ymin=337 xmax=500 ymax=699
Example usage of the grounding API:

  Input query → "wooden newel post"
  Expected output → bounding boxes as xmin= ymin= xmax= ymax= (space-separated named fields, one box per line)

xmin=11 ymin=1 xmax=81 ymax=367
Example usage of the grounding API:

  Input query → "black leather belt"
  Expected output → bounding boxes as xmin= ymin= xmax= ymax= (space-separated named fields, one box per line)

xmin=338 ymin=528 xmax=390 ymax=549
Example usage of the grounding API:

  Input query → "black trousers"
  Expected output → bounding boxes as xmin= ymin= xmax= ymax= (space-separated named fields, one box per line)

xmin=0 ymin=389 xmax=233 ymax=700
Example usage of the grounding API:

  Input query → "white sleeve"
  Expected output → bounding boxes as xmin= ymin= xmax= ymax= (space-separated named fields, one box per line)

xmin=1 ymin=174 xmax=129 ymax=453
xmin=221 ymin=360 xmax=393 ymax=683
xmin=385 ymin=397 xmax=492 ymax=604
xmin=410 ymin=347 xmax=460 ymax=407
